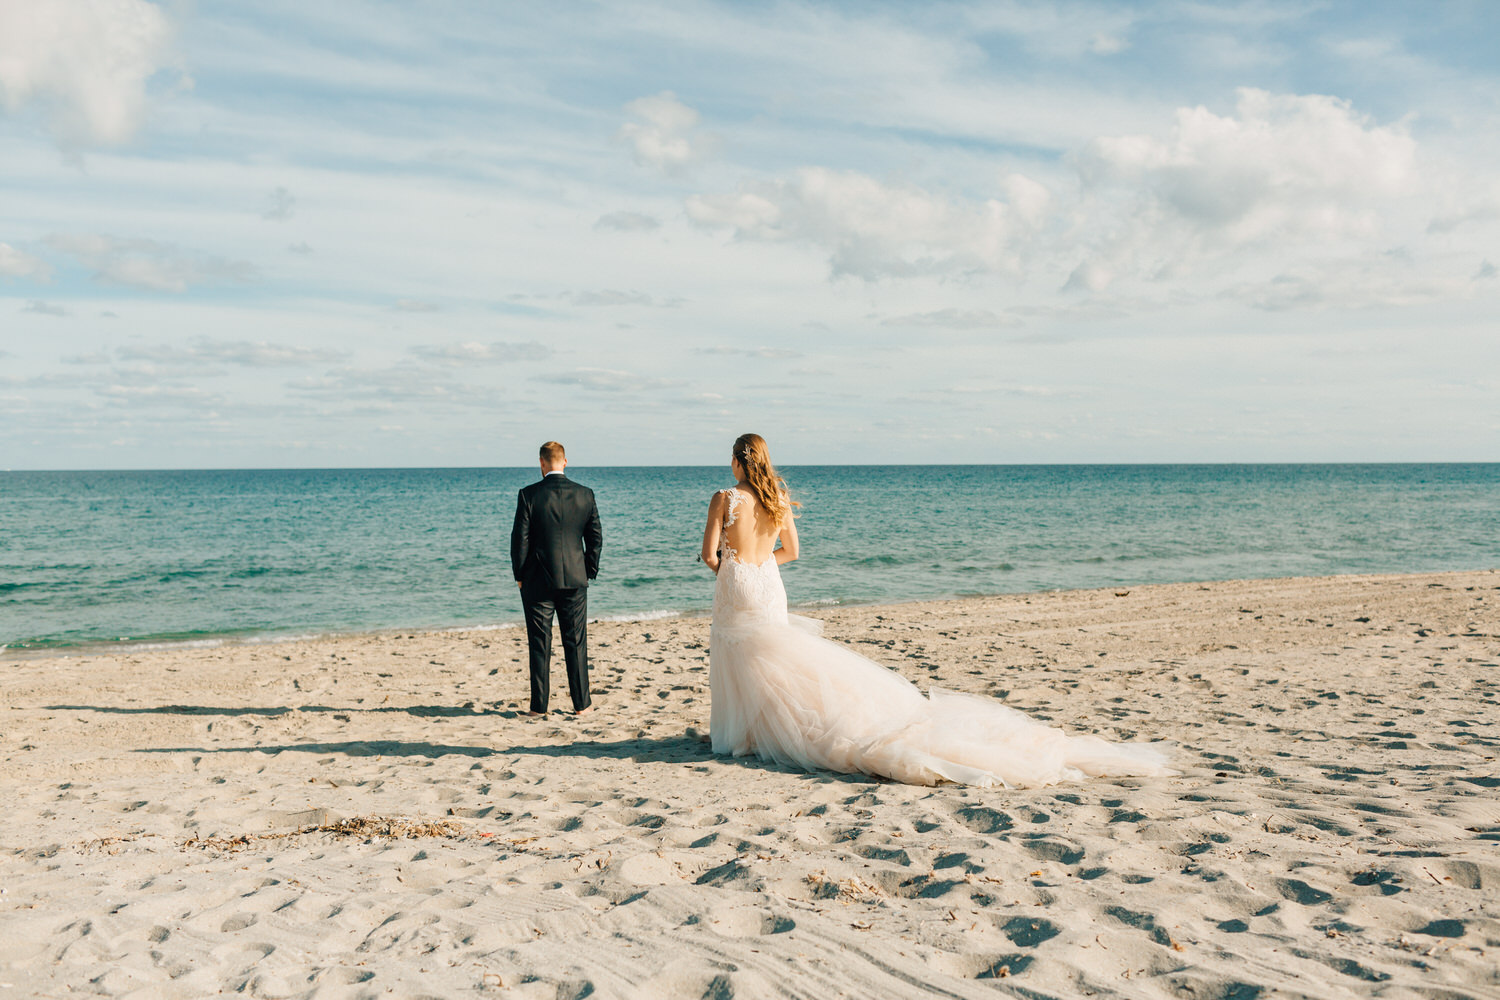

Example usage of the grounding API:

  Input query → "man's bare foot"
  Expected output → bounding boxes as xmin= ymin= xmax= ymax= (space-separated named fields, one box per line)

xmin=574 ymin=705 xmax=593 ymax=715
xmin=525 ymin=710 xmax=546 ymax=718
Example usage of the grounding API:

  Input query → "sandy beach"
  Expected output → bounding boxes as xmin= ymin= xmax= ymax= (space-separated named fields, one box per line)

xmin=2 ymin=569 xmax=1497 ymax=999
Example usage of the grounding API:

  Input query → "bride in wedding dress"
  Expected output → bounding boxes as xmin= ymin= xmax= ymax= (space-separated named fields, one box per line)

xmin=699 ymin=433 xmax=1175 ymax=788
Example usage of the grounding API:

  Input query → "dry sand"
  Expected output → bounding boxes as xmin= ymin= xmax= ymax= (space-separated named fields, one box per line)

xmin=2 ymin=570 xmax=1498 ymax=999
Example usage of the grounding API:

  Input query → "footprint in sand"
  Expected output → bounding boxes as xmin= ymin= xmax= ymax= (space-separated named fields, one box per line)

xmin=1001 ymin=915 xmax=1061 ymax=948
xmin=1272 ymin=877 xmax=1333 ymax=906
xmin=1437 ymin=859 xmax=1494 ymax=889
xmin=925 ymin=950 xmax=1032 ymax=980
xmin=705 ymin=902 xmax=795 ymax=937
xmin=1021 ymin=835 xmax=1084 ymax=866
xmin=219 ymin=913 xmax=257 ymax=933
xmin=1350 ymin=869 xmax=1404 ymax=895
xmin=953 ymin=805 xmax=1013 ymax=834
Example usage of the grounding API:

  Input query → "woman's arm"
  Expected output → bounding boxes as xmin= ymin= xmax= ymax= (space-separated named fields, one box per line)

xmin=774 ymin=513 xmax=799 ymax=566
xmin=700 ymin=491 xmax=726 ymax=572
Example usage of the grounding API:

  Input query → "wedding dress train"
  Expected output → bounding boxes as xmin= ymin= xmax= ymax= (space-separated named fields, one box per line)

xmin=707 ymin=493 xmax=1174 ymax=788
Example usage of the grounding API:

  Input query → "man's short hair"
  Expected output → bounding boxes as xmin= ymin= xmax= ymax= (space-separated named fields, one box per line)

xmin=539 ymin=441 xmax=566 ymax=465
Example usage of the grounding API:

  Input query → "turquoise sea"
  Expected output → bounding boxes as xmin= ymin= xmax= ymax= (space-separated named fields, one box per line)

xmin=3 ymin=464 xmax=1497 ymax=654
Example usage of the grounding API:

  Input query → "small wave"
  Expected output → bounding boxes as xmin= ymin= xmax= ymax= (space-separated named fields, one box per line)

xmin=156 ymin=569 xmax=210 ymax=583
xmin=955 ymin=562 xmax=1016 ymax=574
xmin=108 ymin=637 xmax=229 ymax=652
xmin=2 ymin=631 xmax=241 ymax=656
xmin=619 ymin=575 xmax=670 ymax=588
xmin=226 ymin=566 xmax=309 ymax=580
xmin=855 ymin=554 xmax=903 ymax=566
xmin=226 ymin=567 xmax=273 ymax=579
xmin=595 ymin=609 xmax=685 ymax=623
xmin=430 ymin=622 xmax=520 ymax=636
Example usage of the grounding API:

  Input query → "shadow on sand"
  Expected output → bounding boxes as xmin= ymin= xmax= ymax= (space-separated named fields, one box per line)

xmin=45 ymin=703 xmax=510 ymax=718
xmin=129 ymin=735 xmax=720 ymax=764
xmin=129 ymin=735 xmax=869 ymax=781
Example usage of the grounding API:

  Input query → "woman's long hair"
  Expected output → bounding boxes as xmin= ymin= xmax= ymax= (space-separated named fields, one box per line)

xmin=733 ymin=433 xmax=799 ymax=526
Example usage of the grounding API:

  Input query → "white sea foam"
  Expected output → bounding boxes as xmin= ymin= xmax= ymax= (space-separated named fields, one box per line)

xmin=432 ymin=622 xmax=521 ymax=635
xmin=596 ymin=609 xmax=686 ymax=623
xmin=4 ymin=623 xmax=524 ymax=660
xmin=116 ymin=638 xmax=229 ymax=652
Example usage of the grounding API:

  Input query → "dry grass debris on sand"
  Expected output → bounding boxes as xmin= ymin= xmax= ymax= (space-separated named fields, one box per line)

xmin=1 ymin=570 xmax=1498 ymax=998
xmin=178 ymin=815 xmax=464 ymax=853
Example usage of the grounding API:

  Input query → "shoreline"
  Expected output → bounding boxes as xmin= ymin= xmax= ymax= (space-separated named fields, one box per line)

xmin=3 ymin=568 xmax=1497 ymax=996
xmin=8 ymin=566 xmax=1497 ymax=661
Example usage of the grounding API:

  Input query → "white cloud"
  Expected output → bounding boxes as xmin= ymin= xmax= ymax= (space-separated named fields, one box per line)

xmin=570 ymin=289 xmax=681 ymax=308
xmin=618 ymin=91 xmax=711 ymax=173
xmin=572 ymin=289 xmax=652 ymax=307
xmin=879 ymin=309 xmax=1021 ymax=330
xmin=44 ymin=233 xmax=254 ymax=292
xmin=262 ymin=186 xmax=295 ymax=221
xmin=0 ymin=242 xmax=53 ymax=281
xmin=939 ymin=382 xmax=1072 ymax=397
xmin=538 ymin=367 xmax=685 ymax=392
xmin=22 ymin=299 xmax=68 ymax=317
xmin=1220 ymin=255 xmax=1475 ymax=312
xmin=961 ymin=3 xmax=1142 ymax=58
xmin=0 ymin=371 xmax=77 ymax=387
xmin=1074 ymin=88 xmax=1419 ymax=286
xmin=1088 ymin=32 xmax=1128 ymax=55
xmin=0 ymin=0 xmax=176 ymax=146
xmin=687 ymin=168 xmax=1052 ymax=280
xmin=391 ymin=298 xmax=440 ymax=312
xmin=1061 ymin=259 xmax=1115 ymax=294
xmin=594 ymin=211 xmax=661 ymax=232
xmin=99 ymin=383 xmax=216 ymax=406
xmin=695 ymin=346 xmax=802 ymax=359
xmin=116 ymin=338 xmax=347 ymax=366
xmin=1427 ymin=202 xmax=1500 ymax=235
xmin=286 ymin=365 xmax=481 ymax=404
xmin=409 ymin=341 xmax=550 ymax=365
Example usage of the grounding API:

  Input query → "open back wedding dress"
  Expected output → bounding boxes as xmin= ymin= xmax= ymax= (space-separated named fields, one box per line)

xmin=707 ymin=489 xmax=1175 ymax=788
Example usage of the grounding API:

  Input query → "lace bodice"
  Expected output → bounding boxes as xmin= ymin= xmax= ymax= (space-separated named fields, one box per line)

xmin=716 ymin=488 xmax=743 ymax=559
xmin=714 ymin=488 xmax=787 ymax=627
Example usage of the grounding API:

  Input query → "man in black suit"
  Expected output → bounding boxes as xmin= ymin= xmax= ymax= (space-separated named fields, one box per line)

xmin=511 ymin=441 xmax=603 ymax=716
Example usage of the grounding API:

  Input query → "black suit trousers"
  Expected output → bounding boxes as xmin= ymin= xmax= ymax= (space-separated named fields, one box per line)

xmin=522 ymin=582 xmax=590 ymax=713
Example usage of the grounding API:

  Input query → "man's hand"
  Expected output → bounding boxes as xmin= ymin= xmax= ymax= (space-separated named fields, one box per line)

xmin=516 ymin=581 xmax=524 ymax=589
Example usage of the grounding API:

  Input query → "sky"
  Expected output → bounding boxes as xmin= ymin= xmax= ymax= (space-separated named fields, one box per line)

xmin=1 ymin=0 xmax=1497 ymax=469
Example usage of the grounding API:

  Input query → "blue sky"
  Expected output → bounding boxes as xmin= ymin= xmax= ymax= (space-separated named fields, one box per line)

xmin=1 ymin=1 xmax=1497 ymax=468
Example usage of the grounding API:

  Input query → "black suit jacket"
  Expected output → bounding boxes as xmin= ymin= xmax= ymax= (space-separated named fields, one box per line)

xmin=511 ymin=474 xmax=603 ymax=590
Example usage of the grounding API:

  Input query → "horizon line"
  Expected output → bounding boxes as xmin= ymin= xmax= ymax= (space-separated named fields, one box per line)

xmin=5 ymin=460 xmax=1500 ymax=474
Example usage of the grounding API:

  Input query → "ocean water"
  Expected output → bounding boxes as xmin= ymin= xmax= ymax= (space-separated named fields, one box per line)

xmin=2 ymin=464 xmax=1497 ymax=654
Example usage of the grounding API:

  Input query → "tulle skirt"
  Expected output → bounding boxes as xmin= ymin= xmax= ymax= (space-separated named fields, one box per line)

xmin=709 ymin=614 xmax=1175 ymax=788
